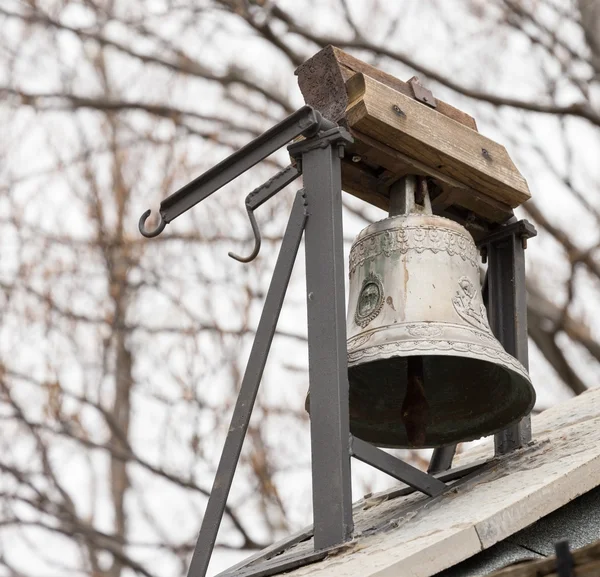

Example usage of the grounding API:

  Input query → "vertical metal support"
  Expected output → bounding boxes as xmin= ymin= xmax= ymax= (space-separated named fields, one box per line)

xmin=186 ymin=192 xmax=307 ymax=577
xmin=555 ymin=540 xmax=575 ymax=577
xmin=428 ymin=445 xmax=457 ymax=474
xmin=482 ymin=220 xmax=536 ymax=456
xmin=292 ymin=130 xmax=354 ymax=550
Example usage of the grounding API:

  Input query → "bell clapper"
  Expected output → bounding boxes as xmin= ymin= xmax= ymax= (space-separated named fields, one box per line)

xmin=389 ymin=175 xmax=432 ymax=448
xmin=402 ymin=355 xmax=429 ymax=447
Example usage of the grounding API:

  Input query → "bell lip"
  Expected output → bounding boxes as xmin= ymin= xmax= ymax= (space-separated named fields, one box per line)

xmin=354 ymin=405 xmax=535 ymax=449
xmin=348 ymin=348 xmax=537 ymax=449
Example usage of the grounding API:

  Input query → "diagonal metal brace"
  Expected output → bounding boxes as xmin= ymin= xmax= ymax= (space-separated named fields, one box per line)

xmin=350 ymin=436 xmax=448 ymax=497
xmin=186 ymin=191 xmax=308 ymax=577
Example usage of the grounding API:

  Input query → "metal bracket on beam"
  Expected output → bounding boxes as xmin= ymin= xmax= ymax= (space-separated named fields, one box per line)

xmin=478 ymin=219 xmax=537 ymax=262
xmin=408 ymin=76 xmax=437 ymax=108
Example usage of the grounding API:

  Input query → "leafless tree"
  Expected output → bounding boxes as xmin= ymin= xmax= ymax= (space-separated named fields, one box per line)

xmin=0 ymin=1 xmax=598 ymax=576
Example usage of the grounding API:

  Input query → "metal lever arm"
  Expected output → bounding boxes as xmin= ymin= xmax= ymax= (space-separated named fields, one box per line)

xmin=228 ymin=165 xmax=301 ymax=263
xmin=139 ymin=106 xmax=333 ymax=238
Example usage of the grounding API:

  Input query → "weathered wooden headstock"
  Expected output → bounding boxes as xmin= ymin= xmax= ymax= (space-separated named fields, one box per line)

xmin=296 ymin=46 xmax=531 ymax=237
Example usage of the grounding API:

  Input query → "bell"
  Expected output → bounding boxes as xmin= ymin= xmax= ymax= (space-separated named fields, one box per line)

xmin=347 ymin=177 xmax=535 ymax=448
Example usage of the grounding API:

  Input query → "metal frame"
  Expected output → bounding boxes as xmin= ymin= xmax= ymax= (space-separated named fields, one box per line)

xmin=479 ymin=219 xmax=537 ymax=455
xmin=138 ymin=105 xmax=536 ymax=577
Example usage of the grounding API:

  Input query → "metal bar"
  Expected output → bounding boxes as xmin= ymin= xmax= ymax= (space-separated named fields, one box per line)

xmin=246 ymin=165 xmax=301 ymax=210
xmin=555 ymin=540 xmax=575 ymax=577
xmin=388 ymin=175 xmax=417 ymax=216
xmin=216 ymin=526 xmax=314 ymax=576
xmin=478 ymin=219 xmax=536 ymax=247
xmin=159 ymin=106 xmax=329 ymax=223
xmin=222 ymin=457 xmax=490 ymax=577
xmin=186 ymin=191 xmax=307 ymax=577
xmin=218 ymin=546 xmax=335 ymax=577
xmin=300 ymin=130 xmax=354 ymax=550
xmin=428 ymin=445 xmax=457 ymax=474
xmin=385 ymin=457 xmax=489 ymax=501
xmin=481 ymin=220 xmax=536 ymax=455
xmin=350 ymin=436 xmax=447 ymax=497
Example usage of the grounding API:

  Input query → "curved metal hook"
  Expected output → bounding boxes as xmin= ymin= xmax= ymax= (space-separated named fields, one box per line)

xmin=139 ymin=209 xmax=167 ymax=238
xmin=228 ymin=205 xmax=261 ymax=263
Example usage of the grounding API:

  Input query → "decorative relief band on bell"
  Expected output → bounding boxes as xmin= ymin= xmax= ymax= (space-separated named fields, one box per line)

xmin=347 ymin=322 xmax=500 ymax=351
xmin=347 ymin=339 xmax=530 ymax=380
xmin=354 ymin=272 xmax=384 ymax=328
xmin=349 ymin=224 xmax=479 ymax=275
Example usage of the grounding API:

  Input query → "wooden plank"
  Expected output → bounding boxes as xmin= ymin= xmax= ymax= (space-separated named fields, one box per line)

xmin=295 ymin=45 xmax=477 ymax=130
xmin=344 ymin=128 xmax=514 ymax=224
xmin=331 ymin=46 xmax=478 ymax=130
xmin=345 ymin=73 xmax=531 ymax=208
xmin=340 ymin=159 xmax=389 ymax=211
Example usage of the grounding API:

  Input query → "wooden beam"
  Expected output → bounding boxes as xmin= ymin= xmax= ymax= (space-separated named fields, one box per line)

xmin=345 ymin=73 xmax=531 ymax=208
xmin=344 ymin=128 xmax=514 ymax=225
xmin=296 ymin=46 xmax=532 ymax=226
xmin=340 ymin=159 xmax=389 ymax=211
xmin=296 ymin=45 xmax=478 ymax=130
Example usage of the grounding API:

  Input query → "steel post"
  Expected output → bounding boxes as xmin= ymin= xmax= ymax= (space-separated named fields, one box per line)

xmin=428 ymin=445 xmax=457 ymax=474
xmin=186 ymin=192 xmax=307 ymax=577
xmin=481 ymin=220 xmax=536 ymax=456
xmin=292 ymin=129 xmax=354 ymax=550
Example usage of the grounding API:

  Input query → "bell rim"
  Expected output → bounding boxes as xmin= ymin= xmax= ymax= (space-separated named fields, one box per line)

xmin=348 ymin=338 xmax=532 ymax=383
xmin=348 ymin=350 xmax=536 ymax=448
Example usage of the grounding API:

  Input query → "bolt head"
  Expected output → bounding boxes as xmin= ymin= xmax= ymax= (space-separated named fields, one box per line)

xmin=392 ymin=104 xmax=405 ymax=117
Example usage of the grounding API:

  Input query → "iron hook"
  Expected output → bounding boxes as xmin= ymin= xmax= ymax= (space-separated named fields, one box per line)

xmin=228 ymin=205 xmax=262 ymax=263
xmin=139 ymin=209 xmax=167 ymax=238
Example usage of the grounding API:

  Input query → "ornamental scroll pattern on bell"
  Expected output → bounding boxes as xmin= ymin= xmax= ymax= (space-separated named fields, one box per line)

xmin=347 ymin=339 xmax=529 ymax=380
xmin=349 ymin=225 xmax=479 ymax=275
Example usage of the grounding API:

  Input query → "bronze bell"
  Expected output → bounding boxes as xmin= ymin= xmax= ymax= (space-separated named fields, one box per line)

xmin=346 ymin=177 xmax=535 ymax=448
